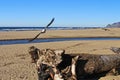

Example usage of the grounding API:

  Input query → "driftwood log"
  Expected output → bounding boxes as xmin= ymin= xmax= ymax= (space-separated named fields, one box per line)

xmin=28 ymin=46 xmax=120 ymax=79
xmin=58 ymin=53 xmax=120 ymax=79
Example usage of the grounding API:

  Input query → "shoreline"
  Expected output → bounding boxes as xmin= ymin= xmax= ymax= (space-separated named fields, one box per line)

xmin=1 ymin=36 xmax=120 ymax=41
xmin=0 ymin=28 xmax=120 ymax=40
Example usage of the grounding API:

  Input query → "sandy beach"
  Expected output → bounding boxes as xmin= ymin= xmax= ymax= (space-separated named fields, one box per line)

xmin=0 ymin=28 xmax=120 ymax=40
xmin=0 ymin=28 xmax=120 ymax=80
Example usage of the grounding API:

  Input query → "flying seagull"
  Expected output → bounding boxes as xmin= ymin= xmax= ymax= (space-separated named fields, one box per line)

xmin=29 ymin=18 xmax=55 ymax=42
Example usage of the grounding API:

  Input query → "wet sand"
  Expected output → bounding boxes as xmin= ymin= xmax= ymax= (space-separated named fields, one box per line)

xmin=0 ymin=28 xmax=120 ymax=80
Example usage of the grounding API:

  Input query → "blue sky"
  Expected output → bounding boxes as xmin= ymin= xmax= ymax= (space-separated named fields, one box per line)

xmin=0 ymin=0 xmax=120 ymax=27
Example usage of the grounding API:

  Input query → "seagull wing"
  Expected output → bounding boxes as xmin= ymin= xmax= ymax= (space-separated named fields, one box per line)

xmin=46 ymin=18 xmax=55 ymax=28
xmin=29 ymin=32 xmax=42 ymax=42
xmin=29 ymin=18 xmax=55 ymax=42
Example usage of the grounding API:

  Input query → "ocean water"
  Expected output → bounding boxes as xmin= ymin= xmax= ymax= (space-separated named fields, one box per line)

xmin=0 ymin=27 xmax=120 ymax=45
xmin=0 ymin=27 xmax=99 ymax=31
xmin=1 ymin=37 xmax=120 ymax=45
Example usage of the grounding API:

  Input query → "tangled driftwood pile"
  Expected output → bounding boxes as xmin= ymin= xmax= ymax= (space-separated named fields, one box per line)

xmin=28 ymin=46 xmax=120 ymax=80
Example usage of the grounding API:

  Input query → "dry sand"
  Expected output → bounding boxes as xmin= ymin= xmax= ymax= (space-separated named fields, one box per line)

xmin=0 ymin=28 xmax=120 ymax=40
xmin=0 ymin=28 xmax=120 ymax=80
